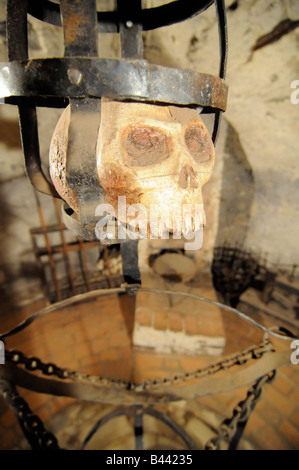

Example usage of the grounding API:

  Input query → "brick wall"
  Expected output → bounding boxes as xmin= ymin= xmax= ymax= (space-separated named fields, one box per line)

xmin=133 ymin=272 xmax=226 ymax=357
xmin=0 ymin=289 xmax=298 ymax=450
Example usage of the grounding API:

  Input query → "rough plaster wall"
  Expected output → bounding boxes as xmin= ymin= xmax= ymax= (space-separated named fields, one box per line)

xmin=143 ymin=0 xmax=299 ymax=266
xmin=0 ymin=0 xmax=298 ymax=302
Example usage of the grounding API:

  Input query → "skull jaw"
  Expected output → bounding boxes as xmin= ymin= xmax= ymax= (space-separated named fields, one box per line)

xmin=99 ymin=177 xmax=206 ymax=239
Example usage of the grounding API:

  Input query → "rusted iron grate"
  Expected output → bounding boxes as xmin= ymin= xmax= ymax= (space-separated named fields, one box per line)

xmin=30 ymin=192 xmax=119 ymax=302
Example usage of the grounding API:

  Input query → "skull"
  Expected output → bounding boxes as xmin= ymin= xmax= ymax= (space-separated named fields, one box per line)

xmin=97 ymin=99 xmax=215 ymax=237
xmin=49 ymin=104 xmax=78 ymax=213
xmin=49 ymin=99 xmax=215 ymax=240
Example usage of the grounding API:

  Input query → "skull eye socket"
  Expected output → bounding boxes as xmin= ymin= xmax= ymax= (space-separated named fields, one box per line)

xmin=185 ymin=123 xmax=213 ymax=163
xmin=123 ymin=125 xmax=169 ymax=167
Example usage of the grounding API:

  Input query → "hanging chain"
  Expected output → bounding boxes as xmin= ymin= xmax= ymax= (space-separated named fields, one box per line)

xmin=0 ymin=378 xmax=61 ymax=450
xmin=4 ymin=339 xmax=273 ymax=391
xmin=4 ymin=349 xmax=130 ymax=389
xmin=138 ymin=340 xmax=273 ymax=391
xmin=204 ymin=370 xmax=277 ymax=450
xmin=1 ymin=341 xmax=275 ymax=451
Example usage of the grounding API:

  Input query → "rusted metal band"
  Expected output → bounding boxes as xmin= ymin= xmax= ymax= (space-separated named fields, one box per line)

xmin=0 ymin=363 xmax=170 ymax=406
xmin=60 ymin=0 xmax=98 ymax=58
xmin=0 ymin=59 xmax=228 ymax=110
xmin=6 ymin=1 xmax=61 ymax=199
xmin=149 ymin=350 xmax=291 ymax=400
xmin=0 ymin=350 xmax=291 ymax=405
xmin=27 ymin=0 xmax=214 ymax=33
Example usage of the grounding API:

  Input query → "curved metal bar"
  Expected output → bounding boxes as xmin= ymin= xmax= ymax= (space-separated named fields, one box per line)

xmin=81 ymin=406 xmax=197 ymax=450
xmin=0 ymin=350 xmax=291 ymax=405
xmin=0 ymin=287 xmax=126 ymax=340
xmin=212 ymin=0 xmax=228 ymax=144
xmin=27 ymin=0 xmax=214 ymax=33
xmin=216 ymin=0 xmax=228 ymax=80
xmin=6 ymin=0 xmax=61 ymax=198
xmin=0 ymin=287 xmax=296 ymax=342
xmin=143 ymin=408 xmax=198 ymax=450
xmin=81 ymin=408 xmax=135 ymax=450
xmin=0 ymin=58 xmax=228 ymax=110
xmin=19 ymin=105 xmax=61 ymax=198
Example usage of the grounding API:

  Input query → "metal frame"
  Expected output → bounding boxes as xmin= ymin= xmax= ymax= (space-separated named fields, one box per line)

xmin=27 ymin=0 xmax=215 ymax=33
xmin=0 ymin=58 xmax=228 ymax=109
xmin=81 ymin=406 xmax=198 ymax=450
xmin=1 ymin=0 xmax=228 ymax=247
xmin=0 ymin=0 xmax=232 ymax=450
xmin=0 ymin=286 xmax=294 ymax=450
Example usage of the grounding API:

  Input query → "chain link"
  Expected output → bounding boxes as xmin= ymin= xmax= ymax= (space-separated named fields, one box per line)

xmin=5 ymin=349 xmax=130 ymax=389
xmin=136 ymin=341 xmax=273 ymax=390
xmin=2 ymin=341 xmax=275 ymax=451
xmin=204 ymin=370 xmax=277 ymax=450
xmin=5 ymin=340 xmax=273 ymax=392
xmin=0 ymin=379 xmax=61 ymax=450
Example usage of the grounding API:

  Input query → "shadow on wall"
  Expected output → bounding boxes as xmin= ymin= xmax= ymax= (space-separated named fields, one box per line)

xmin=0 ymin=187 xmax=17 ymax=314
xmin=0 ymin=186 xmax=44 ymax=315
xmin=0 ymin=115 xmax=22 ymax=150
xmin=215 ymin=121 xmax=255 ymax=248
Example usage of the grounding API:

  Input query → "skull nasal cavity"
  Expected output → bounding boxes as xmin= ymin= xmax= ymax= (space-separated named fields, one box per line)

xmin=178 ymin=165 xmax=198 ymax=189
